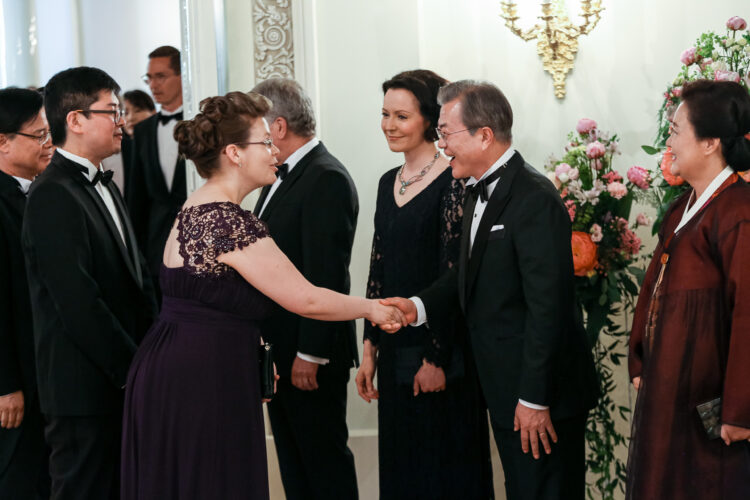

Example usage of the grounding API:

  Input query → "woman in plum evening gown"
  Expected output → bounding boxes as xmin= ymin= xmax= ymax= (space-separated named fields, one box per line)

xmin=120 ymin=91 xmax=404 ymax=499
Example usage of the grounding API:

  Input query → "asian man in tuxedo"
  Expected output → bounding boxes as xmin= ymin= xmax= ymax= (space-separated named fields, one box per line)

xmin=127 ymin=45 xmax=187 ymax=303
xmin=383 ymin=80 xmax=598 ymax=500
xmin=0 ymin=87 xmax=52 ymax=499
xmin=252 ymin=78 xmax=360 ymax=500
xmin=22 ymin=67 xmax=157 ymax=500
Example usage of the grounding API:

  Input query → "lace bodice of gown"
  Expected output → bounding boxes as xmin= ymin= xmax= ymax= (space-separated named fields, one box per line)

xmin=160 ymin=201 xmax=273 ymax=317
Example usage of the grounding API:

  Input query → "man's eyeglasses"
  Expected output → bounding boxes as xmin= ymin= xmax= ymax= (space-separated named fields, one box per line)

xmin=141 ymin=73 xmax=176 ymax=85
xmin=75 ymin=108 xmax=125 ymax=123
xmin=435 ymin=127 xmax=475 ymax=141
xmin=15 ymin=130 xmax=52 ymax=145
xmin=234 ymin=138 xmax=274 ymax=148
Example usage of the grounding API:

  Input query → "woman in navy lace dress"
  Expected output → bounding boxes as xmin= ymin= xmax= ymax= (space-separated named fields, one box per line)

xmin=355 ymin=70 xmax=493 ymax=499
xmin=120 ymin=92 xmax=405 ymax=499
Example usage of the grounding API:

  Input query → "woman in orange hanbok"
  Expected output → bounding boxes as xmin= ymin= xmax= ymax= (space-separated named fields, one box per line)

xmin=627 ymin=80 xmax=750 ymax=499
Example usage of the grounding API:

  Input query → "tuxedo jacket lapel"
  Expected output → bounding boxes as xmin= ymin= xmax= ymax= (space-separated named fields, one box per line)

xmin=58 ymin=156 xmax=140 ymax=285
xmin=458 ymin=191 xmax=476 ymax=310
xmin=465 ymin=151 xmax=524 ymax=299
xmin=258 ymin=143 xmax=326 ymax=221
xmin=107 ymin=182 xmax=143 ymax=288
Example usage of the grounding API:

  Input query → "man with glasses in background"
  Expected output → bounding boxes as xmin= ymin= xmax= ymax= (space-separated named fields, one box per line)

xmin=127 ymin=45 xmax=186 ymax=304
xmin=22 ymin=67 xmax=157 ymax=499
xmin=0 ymin=87 xmax=53 ymax=499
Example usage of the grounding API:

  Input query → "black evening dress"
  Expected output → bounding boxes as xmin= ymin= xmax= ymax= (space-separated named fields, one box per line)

xmin=364 ymin=167 xmax=494 ymax=499
xmin=121 ymin=202 xmax=273 ymax=500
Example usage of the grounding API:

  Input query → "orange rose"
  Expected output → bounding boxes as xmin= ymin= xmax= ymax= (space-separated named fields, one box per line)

xmin=660 ymin=147 xmax=684 ymax=186
xmin=571 ymin=231 xmax=598 ymax=277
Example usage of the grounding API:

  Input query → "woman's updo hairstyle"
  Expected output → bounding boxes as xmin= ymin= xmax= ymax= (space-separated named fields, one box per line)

xmin=681 ymin=79 xmax=750 ymax=172
xmin=382 ymin=69 xmax=449 ymax=142
xmin=174 ymin=91 xmax=271 ymax=178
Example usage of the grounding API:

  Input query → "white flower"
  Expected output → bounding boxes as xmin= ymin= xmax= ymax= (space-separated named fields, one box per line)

xmin=738 ymin=38 xmax=748 ymax=46
xmin=711 ymin=60 xmax=729 ymax=72
xmin=568 ymin=168 xmax=580 ymax=181
xmin=712 ymin=50 xmax=720 ymax=59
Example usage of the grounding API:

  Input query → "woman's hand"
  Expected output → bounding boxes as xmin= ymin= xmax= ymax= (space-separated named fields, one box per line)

xmin=720 ymin=423 xmax=750 ymax=445
xmin=367 ymin=300 xmax=406 ymax=332
xmin=632 ymin=376 xmax=641 ymax=391
xmin=262 ymin=362 xmax=280 ymax=404
xmin=413 ymin=360 xmax=446 ymax=396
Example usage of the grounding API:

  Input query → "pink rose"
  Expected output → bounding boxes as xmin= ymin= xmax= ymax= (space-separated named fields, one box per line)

xmin=586 ymin=141 xmax=606 ymax=159
xmin=589 ymin=224 xmax=603 ymax=243
xmin=619 ymin=228 xmax=642 ymax=257
xmin=568 ymin=167 xmax=579 ymax=181
xmin=671 ymin=86 xmax=683 ymax=98
xmin=627 ymin=165 xmax=651 ymax=190
xmin=555 ymin=163 xmax=572 ymax=183
xmin=636 ymin=213 xmax=652 ymax=227
xmin=727 ymin=16 xmax=747 ymax=31
xmin=715 ymin=70 xmax=741 ymax=82
xmin=680 ymin=47 xmax=701 ymax=66
xmin=601 ymin=171 xmax=623 ymax=184
xmin=592 ymin=159 xmax=603 ymax=170
xmin=576 ymin=118 xmax=597 ymax=135
xmin=606 ymin=181 xmax=628 ymax=200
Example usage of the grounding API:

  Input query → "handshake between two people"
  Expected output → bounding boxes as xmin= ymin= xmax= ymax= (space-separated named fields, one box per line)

xmin=369 ymin=297 xmax=417 ymax=333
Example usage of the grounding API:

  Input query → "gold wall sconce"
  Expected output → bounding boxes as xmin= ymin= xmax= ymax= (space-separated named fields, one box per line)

xmin=500 ymin=1 xmax=604 ymax=99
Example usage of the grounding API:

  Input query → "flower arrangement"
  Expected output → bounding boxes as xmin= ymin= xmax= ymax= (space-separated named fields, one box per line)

xmin=644 ymin=15 xmax=750 ymax=232
xmin=546 ymin=118 xmax=651 ymax=500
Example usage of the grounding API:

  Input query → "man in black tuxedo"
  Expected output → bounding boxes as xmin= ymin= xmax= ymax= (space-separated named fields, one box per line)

xmin=384 ymin=81 xmax=598 ymax=500
xmin=127 ymin=46 xmax=186 ymax=302
xmin=22 ymin=67 xmax=157 ymax=499
xmin=252 ymin=78 xmax=360 ymax=500
xmin=0 ymin=88 xmax=52 ymax=499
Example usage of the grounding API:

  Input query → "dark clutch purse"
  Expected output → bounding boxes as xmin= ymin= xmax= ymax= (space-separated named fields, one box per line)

xmin=696 ymin=397 xmax=722 ymax=440
xmin=259 ymin=343 xmax=275 ymax=400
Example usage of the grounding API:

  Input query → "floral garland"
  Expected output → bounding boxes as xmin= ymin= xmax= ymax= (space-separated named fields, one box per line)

xmin=545 ymin=119 xmax=652 ymax=499
xmin=644 ymin=15 xmax=750 ymax=232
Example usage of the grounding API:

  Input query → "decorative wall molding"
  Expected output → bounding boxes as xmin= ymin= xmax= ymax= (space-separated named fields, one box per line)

xmin=253 ymin=0 xmax=295 ymax=80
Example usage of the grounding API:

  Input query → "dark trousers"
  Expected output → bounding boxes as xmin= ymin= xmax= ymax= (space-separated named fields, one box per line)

xmin=267 ymin=367 xmax=358 ymax=500
xmin=491 ymin=413 xmax=587 ymax=500
xmin=0 ymin=407 xmax=50 ymax=500
xmin=45 ymin=413 xmax=122 ymax=500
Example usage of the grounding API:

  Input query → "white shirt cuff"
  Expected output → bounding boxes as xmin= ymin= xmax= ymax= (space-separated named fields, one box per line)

xmin=409 ymin=297 xmax=427 ymax=327
xmin=519 ymin=399 xmax=549 ymax=410
xmin=296 ymin=352 xmax=330 ymax=365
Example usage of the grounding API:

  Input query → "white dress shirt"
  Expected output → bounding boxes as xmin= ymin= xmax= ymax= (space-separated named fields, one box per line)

xmin=157 ymin=106 xmax=182 ymax=192
xmin=257 ymin=137 xmax=328 ymax=366
xmin=12 ymin=175 xmax=32 ymax=195
xmin=409 ymin=147 xmax=547 ymax=409
xmin=57 ymin=148 xmax=126 ymax=244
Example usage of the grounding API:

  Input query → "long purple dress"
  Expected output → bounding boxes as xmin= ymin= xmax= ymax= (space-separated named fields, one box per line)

xmin=121 ymin=202 xmax=273 ymax=499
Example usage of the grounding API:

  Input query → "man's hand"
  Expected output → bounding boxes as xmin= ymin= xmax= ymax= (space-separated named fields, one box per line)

xmin=291 ymin=357 xmax=319 ymax=391
xmin=413 ymin=360 xmax=446 ymax=396
xmin=355 ymin=355 xmax=379 ymax=403
xmin=0 ymin=390 xmax=24 ymax=429
xmin=378 ymin=297 xmax=417 ymax=333
xmin=514 ymin=402 xmax=558 ymax=459
xmin=720 ymin=423 xmax=750 ymax=445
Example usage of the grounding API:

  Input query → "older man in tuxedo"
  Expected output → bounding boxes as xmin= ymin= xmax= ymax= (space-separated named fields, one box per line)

xmin=23 ymin=67 xmax=157 ymax=500
xmin=383 ymin=80 xmax=598 ymax=500
xmin=252 ymin=78 xmax=360 ymax=500
xmin=127 ymin=46 xmax=186 ymax=303
xmin=0 ymin=87 xmax=53 ymax=499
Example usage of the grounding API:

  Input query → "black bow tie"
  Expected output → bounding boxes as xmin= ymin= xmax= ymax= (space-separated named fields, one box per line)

xmin=92 ymin=169 xmax=114 ymax=187
xmin=158 ymin=111 xmax=183 ymax=125
xmin=276 ymin=163 xmax=289 ymax=180
xmin=470 ymin=164 xmax=507 ymax=203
